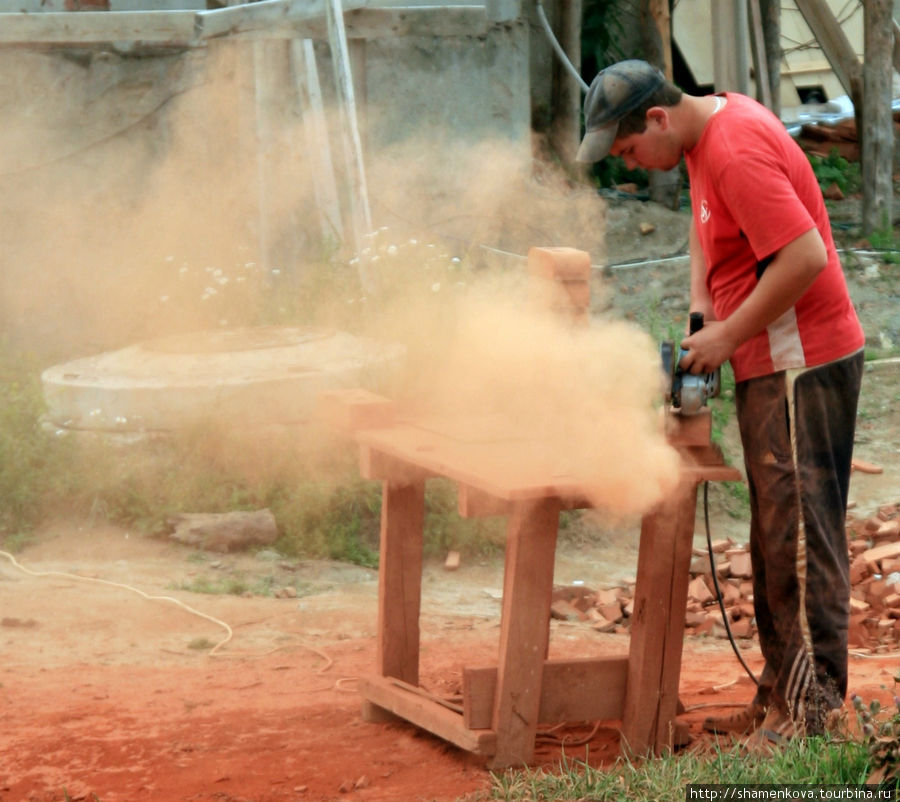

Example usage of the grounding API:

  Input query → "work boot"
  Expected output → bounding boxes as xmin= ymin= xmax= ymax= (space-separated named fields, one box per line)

xmin=702 ymin=703 xmax=766 ymax=735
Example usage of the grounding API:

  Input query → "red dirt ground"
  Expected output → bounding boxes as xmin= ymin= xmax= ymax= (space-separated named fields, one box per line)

xmin=1 ymin=526 xmax=897 ymax=802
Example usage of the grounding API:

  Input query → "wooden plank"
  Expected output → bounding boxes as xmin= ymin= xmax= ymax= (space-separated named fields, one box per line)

xmin=318 ymin=388 xmax=395 ymax=435
xmin=621 ymin=478 xmax=698 ymax=756
xmin=376 ymin=478 xmax=425 ymax=685
xmin=489 ymin=498 xmax=560 ymax=769
xmin=359 ymin=446 xmax=431 ymax=483
xmin=663 ymin=407 xmax=712 ymax=447
xmin=359 ymin=675 xmax=497 ymax=755
xmin=463 ymin=656 xmax=628 ymax=729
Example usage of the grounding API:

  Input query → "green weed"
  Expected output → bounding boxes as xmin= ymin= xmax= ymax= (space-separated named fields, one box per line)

xmin=809 ymin=149 xmax=862 ymax=197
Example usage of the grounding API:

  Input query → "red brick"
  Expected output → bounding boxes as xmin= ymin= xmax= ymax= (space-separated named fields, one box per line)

xmin=527 ymin=246 xmax=591 ymax=281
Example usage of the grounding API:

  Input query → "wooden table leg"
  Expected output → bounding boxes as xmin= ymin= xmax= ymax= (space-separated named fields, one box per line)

xmin=373 ymin=478 xmax=425 ymax=684
xmin=621 ymin=478 xmax=699 ymax=755
xmin=488 ymin=498 xmax=561 ymax=769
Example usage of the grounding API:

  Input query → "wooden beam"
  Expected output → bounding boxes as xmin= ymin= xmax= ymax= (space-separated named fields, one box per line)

xmin=463 ymin=656 xmax=628 ymax=729
xmin=792 ymin=0 xmax=862 ymax=105
xmin=359 ymin=675 xmax=497 ymax=754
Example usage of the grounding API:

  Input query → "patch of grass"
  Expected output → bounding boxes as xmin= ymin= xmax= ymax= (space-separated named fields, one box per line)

xmin=0 ymin=338 xmax=505 ymax=566
xmin=0 ymin=341 xmax=78 ymax=544
xmin=484 ymin=733 xmax=872 ymax=801
xmin=176 ymin=572 xmax=278 ymax=597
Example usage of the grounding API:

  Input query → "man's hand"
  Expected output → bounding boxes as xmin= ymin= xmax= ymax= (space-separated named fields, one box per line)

xmin=679 ymin=320 xmax=736 ymax=374
xmin=680 ymin=228 xmax=828 ymax=375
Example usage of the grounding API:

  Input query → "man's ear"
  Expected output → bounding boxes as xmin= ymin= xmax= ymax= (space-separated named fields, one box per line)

xmin=646 ymin=106 xmax=668 ymax=129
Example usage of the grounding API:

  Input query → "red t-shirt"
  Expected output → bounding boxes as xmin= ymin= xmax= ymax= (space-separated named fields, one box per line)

xmin=685 ymin=93 xmax=864 ymax=382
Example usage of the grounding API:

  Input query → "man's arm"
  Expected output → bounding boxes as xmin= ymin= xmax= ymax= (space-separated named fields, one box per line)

xmin=679 ymin=227 xmax=827 ymax=374
xmin=688 ymin=219 xmax=715 ymax=323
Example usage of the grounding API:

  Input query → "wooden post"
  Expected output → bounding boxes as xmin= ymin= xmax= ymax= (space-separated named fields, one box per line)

xmin=747 ymin=0 xmax=772 ymax=109
xmin=711 ymin=0 xmax=750 ymax=93
xmin=861 ymin=0 xmax=894 ymax=237
xmin=374 ymin=479 xmax=425 ymax=685
xmin=894 ymin=18 xmax=900 ymax=75
xmin=489 ymin=498 xmax=561 ymax=769
xmin=555 ymin=0 xmax=582 ymax=164
xmin=645 ymin=0 xmax=681 ymax=210
xmin=758 ymin=0 xmax=781 ymax=117
xmin=621 ymin=478 xmax=699 ymax=755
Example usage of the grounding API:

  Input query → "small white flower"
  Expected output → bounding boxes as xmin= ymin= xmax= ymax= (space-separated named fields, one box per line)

xmin=451 ymin=257 xmax=461 ymax=264
xmin=217 ymin=276 xmax=228 ymax=285
xmin=271 ymin=268 xmax=281 ymax=276
xmin=431 ymin=282 xmax=441 ymax=293
xmin=387 ymin=245 xmax=398 ymax=256
xmin=409 ymin=239 xmax=418 ymax=246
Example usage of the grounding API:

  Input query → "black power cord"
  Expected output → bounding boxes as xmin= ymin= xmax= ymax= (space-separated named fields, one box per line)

xmin=703 ymin=480 xmax=759 ymax=686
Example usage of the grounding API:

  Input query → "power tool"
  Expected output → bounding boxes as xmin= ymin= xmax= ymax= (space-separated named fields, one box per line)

xmin=660 ymin=312 xmax=720 ymax=415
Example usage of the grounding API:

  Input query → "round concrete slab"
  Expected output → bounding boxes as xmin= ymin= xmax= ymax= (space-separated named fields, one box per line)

xmin=41 ymin=327 xmax=403 ymax=432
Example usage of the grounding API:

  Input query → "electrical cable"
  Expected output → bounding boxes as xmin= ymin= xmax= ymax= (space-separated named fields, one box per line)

xmin=0 ymin=548 xmax=234 ymax=655
xmin=702 ymin=482 xmax=759 ymax=686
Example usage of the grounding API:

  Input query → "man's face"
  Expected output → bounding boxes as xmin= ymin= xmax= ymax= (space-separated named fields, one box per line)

xmin=608 ymin=111 xmax=682 ymax=171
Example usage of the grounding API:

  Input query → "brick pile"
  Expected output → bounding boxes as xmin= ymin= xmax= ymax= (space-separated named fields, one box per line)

xmin=549 ymin=501 xmax=900 ymax=651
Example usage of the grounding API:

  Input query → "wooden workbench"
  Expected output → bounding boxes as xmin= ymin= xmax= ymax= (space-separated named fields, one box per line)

xmin=339 ymin=404 xmax=742 ymax=769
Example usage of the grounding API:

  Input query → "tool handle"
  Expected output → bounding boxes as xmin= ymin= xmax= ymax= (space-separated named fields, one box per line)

xmin=688 ymin=311 xmax=705 ymax=335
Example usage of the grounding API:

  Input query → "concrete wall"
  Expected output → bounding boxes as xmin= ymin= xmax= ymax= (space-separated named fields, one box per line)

xmin=0 ymin=10 xmax=541 ymax=355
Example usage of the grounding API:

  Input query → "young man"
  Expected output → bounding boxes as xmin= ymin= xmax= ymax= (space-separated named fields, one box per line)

xmin=577 ymin=60 xmax=865 ymax=746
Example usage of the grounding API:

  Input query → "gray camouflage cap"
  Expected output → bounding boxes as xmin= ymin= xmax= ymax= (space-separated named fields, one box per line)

xmin=576 ymin=59 xmax=666 ymax=163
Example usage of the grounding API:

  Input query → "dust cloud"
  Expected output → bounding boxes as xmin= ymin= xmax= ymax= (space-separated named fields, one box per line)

xmin=0 ymin=40 xmax=678 ymax=516
xmin=375 ymin=269 xmax=681 ymax=518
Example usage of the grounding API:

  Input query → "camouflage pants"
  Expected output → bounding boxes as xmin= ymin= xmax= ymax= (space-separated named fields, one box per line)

xmin=736 ymin=349 xmax=864 ymax=734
